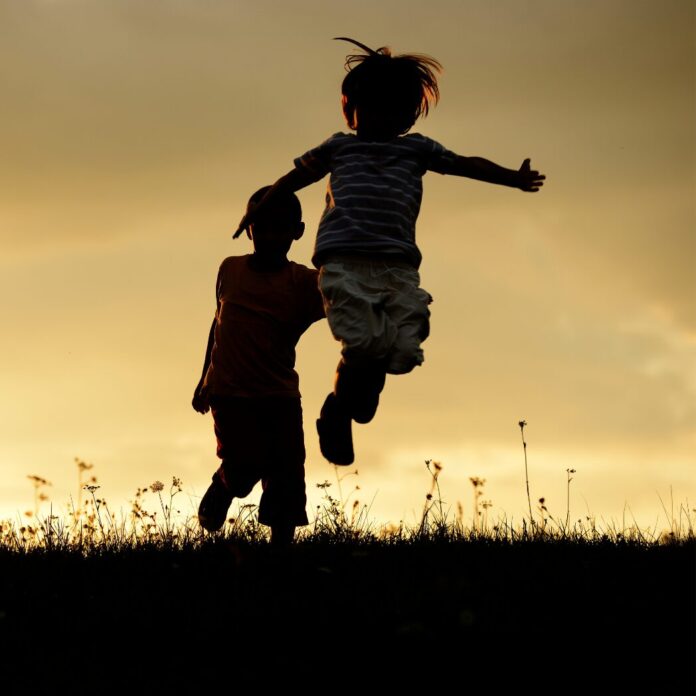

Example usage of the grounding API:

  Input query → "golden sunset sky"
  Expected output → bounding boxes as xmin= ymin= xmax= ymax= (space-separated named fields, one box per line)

xmin=1 ymin=0 xmax=694 ymax=530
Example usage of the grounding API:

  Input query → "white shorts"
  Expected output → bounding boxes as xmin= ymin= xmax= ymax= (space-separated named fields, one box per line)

xmin=319 ymin=257 xmax=432 ymax=375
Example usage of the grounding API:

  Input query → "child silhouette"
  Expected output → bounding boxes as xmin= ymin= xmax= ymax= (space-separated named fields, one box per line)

xmin=235 ymin=38 xmax=545 ymax=465
xmin=194 ymin=187 xmax=325 ymax=545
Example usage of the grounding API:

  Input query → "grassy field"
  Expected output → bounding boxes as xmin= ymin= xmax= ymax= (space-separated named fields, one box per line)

xmin=2 ymin=459 xmax=694 ymax=691
xmin=1 ymin=518 xmax=693 ymax=691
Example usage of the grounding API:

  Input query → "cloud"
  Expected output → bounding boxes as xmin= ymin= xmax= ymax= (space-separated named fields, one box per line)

xmin=1 ymin=0 xmax=693 ymax=527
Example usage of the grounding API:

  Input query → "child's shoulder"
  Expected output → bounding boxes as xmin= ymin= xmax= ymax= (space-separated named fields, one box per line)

xmin=218 ymin=254 xmax=249 ymax=271
xmin=320 ymin=132 xmax=443 ymax=148
xmin=327 ymin=132 xmax=441 ymax=157
xmin=317 ymin=132 xmax=355 ymax=150
xmin=288 ymin=261 xmax=321 ymax=296
xmin=399 ymin=132 xmax=445 ymax=149
xmin=222 ymin=257 xmax=317 ymax=283
xmin=288 ymin=260 xmax=319 ymax=282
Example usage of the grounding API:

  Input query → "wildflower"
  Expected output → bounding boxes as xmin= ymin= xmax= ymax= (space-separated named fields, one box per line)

xmin=150 ymin=481 xmax=164 ymax=493
xmin=75 ymin=458 xmax=94 ymax=472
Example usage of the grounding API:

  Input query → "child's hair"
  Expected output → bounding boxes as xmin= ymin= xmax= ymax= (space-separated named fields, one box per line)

xmin=249 ymin=186 xmax=302 ymax=225
xmin=335 ymin=37 xmax=442 ymax=136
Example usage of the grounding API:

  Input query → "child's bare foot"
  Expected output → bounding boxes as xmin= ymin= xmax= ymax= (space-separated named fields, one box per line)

xmin=316 ymin=393 xmax=354 ymax=465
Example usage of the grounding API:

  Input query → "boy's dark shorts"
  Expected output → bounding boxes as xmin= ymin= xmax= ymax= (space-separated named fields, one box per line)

xmin=209 ymin=395 xmax=308 ymax=527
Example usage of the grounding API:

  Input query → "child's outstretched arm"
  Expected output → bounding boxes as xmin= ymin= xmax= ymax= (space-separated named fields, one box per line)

xmin=443 ymin=156 xmax=545 ymax=192
xmin=233 ymin=167 xmax=316 ymax=238
xmin=192 ymin=317 xmax=216 ymax=414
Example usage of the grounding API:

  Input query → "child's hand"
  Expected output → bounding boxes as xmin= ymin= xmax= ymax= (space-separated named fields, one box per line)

xmin=232 ymin=216 xmax=249 ymax=239
xmin=233 ymin=202 xmax=258 ymax=239
xmin=516 ymin=159 xmax=545 ymax=192
xmin=192 ymin=385 xmax=210 ymax=414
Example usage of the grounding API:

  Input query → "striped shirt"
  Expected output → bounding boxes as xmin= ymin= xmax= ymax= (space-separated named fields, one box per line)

xmin=294 ymin=133 xmax=459 ymax=269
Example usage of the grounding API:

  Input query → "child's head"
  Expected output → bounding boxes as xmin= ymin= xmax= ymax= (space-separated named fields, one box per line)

xmin=246 ymin=187 xmax=304 ymax=257
xmin=336 ymin=37 xmax=441 ymax=137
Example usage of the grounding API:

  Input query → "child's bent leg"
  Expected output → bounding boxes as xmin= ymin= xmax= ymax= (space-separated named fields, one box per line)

xmin=319 ymin=260 xmax=397 ymax=366
xmin=319 ymin=260 xmax=392 ymax=425
xmin=316 ymin=357 xmax=386 ymax=465
xmin=199 ymin=397 xmax=264 ymax=532
xmin=212 ymin=398 xmax=263 ymax=498
xmin=333 ymin=358 xmax=386 ymax=424
xmin=198 ymin=472 xmax=234 ymax=532
xmin=317 ymin=392 xmax=354 ymax=465
xmin=317 ymin=259 xmax=399 ymax=463
xmin=384 ymin=267 xmax=432 ymax=375
xmin=258 ymin=398 xmax=310 ymax=528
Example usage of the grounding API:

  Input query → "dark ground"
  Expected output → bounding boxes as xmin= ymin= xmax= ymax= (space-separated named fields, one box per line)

xmin=1 ymin=540 xmax=693 ymax=692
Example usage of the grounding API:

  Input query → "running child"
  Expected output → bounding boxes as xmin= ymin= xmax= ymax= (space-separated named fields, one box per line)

xmin=193 ymin=187 xmax=325 ymax=545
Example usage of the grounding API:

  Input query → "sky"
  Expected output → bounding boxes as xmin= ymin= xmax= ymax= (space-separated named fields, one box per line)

xmin=1 ymin=0 xmax=694 ymax=532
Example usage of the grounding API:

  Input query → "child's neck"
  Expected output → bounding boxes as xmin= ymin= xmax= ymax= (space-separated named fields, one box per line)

xmin=248 ymin=252 xmax=289 ymax=271
xmin=356 ymin=126 xmax=399 ymax=142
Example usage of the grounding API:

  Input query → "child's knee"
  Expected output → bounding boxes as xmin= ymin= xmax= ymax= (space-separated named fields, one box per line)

xmin=385 ymin=304 xmax=430 ymax=374
xmin=220 ymin=463 xmax=257 ymax=498
xmin=386 ymin=344 xmax=424 ymax=374
xmin=338 ymin=317 xmax=396 ymax=365
xmin=342 ymin=340 xmax=389 ymax=365
xmin=334 ymin=360 xmax=386 ymax=401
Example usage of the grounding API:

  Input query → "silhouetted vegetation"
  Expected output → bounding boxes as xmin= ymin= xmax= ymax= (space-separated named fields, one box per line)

xmin=1 ymin=458 xmax=693 ymax=691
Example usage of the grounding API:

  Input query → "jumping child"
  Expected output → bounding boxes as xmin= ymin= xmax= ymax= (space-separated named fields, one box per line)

xmin=234 ymin=37 xmax=545 ymax=466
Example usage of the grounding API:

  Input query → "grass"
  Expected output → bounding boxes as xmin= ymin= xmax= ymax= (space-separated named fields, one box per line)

xmin=1 ymin=511 xmax=692 ymax=690
xmin=3 ymin=449 xmax=694 ymax=554
xmin=1 ymin=434 xmax=693 ymax=690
